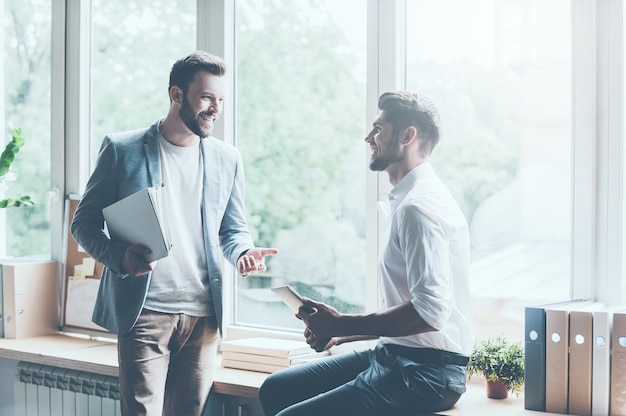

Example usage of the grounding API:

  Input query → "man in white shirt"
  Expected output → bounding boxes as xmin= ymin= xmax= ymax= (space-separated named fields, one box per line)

xmin=259 ymin=91 xmax=474 ymax=416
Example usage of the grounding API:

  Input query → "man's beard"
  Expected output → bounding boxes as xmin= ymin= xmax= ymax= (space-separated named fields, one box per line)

xmin=179 ymin=95 xmax=212 ymax=138
xmin=369 ymin=135 xmax=402 ymax=171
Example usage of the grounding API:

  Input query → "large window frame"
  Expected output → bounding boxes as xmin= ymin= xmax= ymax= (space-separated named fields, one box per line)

xmin=50 ymin=0 xmax=625 ymax=339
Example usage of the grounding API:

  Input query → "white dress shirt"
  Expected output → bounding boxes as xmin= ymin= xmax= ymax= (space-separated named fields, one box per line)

xmin=378 ymin=163 xmax=475 ymax=355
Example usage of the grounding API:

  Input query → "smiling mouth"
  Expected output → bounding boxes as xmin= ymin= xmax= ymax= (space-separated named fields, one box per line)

xmin=200 ymin=113 xmax=215 ymax=122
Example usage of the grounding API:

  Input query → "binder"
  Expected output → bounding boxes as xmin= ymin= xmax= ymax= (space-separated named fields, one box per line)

xmin=2 ymin=259 xmax=59 ymax=338
xmin=545 ymin=300 xmax=591 ymax=414
xmin=592 ymin=307 xmax=622 ymax=416
xmin=524 ymin=299 xmax=587 ymax=412
xmin=567 ymin=303 xmax=604 ymax=416
xmin=102 ymin=187 xmax=171 ymax=262
xmin=611 ymin=310 xmax=626 ymax=416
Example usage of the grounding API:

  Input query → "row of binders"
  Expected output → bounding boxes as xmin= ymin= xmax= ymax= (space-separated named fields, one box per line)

xmin=0 ymin=259 xmax=58 ymax=339
xmin=524 ymin=300 xmax=626 ymax=416
xmin=219 ymin=337 xmax=329 ymax=373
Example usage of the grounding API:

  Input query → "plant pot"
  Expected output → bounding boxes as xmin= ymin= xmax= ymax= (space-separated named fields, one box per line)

xmin=485 ymin=378 xmax=509 ymax=399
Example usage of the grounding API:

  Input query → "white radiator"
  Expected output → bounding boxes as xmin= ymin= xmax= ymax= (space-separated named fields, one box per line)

xmin=14 ymin=361 xmax=120 ymax=416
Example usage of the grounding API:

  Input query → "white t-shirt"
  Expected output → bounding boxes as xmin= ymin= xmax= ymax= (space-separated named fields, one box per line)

xmin=378 ymin=163 xmax=475 ymax=355
xmin=143 ymin=131 xmax=213 ymax=316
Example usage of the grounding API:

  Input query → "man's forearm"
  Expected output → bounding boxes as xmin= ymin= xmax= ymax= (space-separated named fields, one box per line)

xmin=337 ymin=301 xmax=437 ymax=338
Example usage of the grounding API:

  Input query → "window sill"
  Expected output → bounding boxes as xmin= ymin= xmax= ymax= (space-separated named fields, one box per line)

xmin=0 ymin=334 xmax=562 ymax=414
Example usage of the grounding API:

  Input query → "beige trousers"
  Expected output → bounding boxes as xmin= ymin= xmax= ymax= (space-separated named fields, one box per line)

xmin=117 ymin=309 xmax=219 ymax=416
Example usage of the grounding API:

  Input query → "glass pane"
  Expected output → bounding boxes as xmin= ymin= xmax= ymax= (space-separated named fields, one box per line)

xmin=406 ymin=0 xmax=572 ymax=342
xmin=2 ymin=0 xmax=52 ymax=257
xmin=235 ymin=0 xmax=367 ymax=331
xmin=90 ymin=0 xmax=196 ymax=166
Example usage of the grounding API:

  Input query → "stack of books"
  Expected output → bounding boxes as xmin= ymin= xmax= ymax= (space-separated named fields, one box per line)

xmin=220 ymin=337 xmax=329 ymax=373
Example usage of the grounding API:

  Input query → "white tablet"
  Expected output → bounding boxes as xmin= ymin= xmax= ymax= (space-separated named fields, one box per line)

xmin=271 ymin=285 xmax=313 ymax=312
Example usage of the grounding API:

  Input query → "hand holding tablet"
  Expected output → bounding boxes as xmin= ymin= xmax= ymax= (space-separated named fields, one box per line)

xmin=271 ymin=285 xmax=316 ymax=314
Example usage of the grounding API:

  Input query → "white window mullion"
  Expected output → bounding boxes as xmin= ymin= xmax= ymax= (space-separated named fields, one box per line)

xmin=596 ymin=0 xmax=624 ymax=305
xmin=64 ymin=0 xmax=91 ymax=195
xmin=197 ymin=0 xmax=237 ymax=331
xmin=592 ymin=0 xmax=625 ymax=305
xmin=197 ymin=0 xmax=234 ymax=146
xmin=51 ymin=0 xmax=67 ymax=265
xmin=0 ymin=2 xmax=6 ymax=254
xmin=365 ymin=0 xmax=404 ymax=310
xmin=622 ymin=1 xmax=626 ymax=302
xmin=571 ymin=0 xmax=597 ymax=301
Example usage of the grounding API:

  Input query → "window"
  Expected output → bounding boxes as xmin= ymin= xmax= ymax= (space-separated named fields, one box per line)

xmin=233 ymin=0 xmax=368 ymax=331
xmin=2 ymin=0 xmax=52 ymax=257
xmin=5 ymin=1 xmax=625 ymax=342
xmin=405 ymin=0 xmax=572 ymax=341
xmin=89 ymin=0 xmax=196 ymax=166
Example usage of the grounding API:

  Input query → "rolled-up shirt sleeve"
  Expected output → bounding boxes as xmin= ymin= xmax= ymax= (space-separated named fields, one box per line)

xmin=398 ymin=204 xmax=452 ymax=331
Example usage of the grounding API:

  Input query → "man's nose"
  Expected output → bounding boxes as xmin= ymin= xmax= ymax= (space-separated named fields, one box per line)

xmin=208 ymin=99 xmax=222 ymax=113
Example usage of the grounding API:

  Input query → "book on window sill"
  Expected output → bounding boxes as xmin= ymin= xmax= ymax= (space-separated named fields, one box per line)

xmin=221 ymin=358 xmax=288 ymax=374
xmin=221 ymin=352 xmax=329 ymax=374
xmin=220 ymin=337 xmax=320 ymax=358
xmin=222 ymin=349 xmax=329 ymax=367
xmin=102 ymin=186 xmax=171 ymax=263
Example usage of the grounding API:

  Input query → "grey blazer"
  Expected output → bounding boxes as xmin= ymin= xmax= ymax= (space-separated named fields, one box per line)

xmin=71 ymin=121 xmax=254 ymax=335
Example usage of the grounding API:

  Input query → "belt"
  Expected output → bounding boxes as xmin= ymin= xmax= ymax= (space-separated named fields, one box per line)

xmin=384 ymin=344 xmax=469 ymax=367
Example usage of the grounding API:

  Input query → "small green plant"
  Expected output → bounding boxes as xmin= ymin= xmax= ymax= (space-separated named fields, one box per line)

xmin=0 ymin=128 xmax=33 ymax=208
xmin=467 ymin=335 xmax=525 ymax=397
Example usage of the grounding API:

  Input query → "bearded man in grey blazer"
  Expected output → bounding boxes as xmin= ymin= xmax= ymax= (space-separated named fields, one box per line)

xmin=71 ymin=50 xmax=278 ymax=416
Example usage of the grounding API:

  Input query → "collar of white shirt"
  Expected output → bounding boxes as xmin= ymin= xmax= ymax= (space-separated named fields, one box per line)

xmin=388 ymin=163 xmax=435 ymax=208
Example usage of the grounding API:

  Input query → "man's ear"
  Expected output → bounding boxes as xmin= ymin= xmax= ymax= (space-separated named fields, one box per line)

xmin=170 ymin=86 xmax=183 ymax=103
xmin=402 ymin=126 xmax=418 ymax=144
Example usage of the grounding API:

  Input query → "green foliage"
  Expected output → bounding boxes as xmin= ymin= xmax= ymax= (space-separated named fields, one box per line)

xmin=0 ymin=196 xmax=34 ymax=208
xmin=406 ymin=60 xmax=520 ymax=224
xmin=4 ymin=0 xmax=51 ymax=255
xmin=89 ymin=0 xmax=195 ymax=165
xmin=0 ymin=128 xmax=34 ymax=209
xmin=3 ymin=0 xmax=522 ymax=267
xmin=467 ymin=336 xmax=525 ymax=396
xmin=0 ymin=128 xmax=24 ymax=176
xmin=236 ymin=0 xmax=366 ymax=250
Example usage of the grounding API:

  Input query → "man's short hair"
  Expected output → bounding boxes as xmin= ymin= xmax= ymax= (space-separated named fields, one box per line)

xmin=378 ymin=91 xmax=441 ymax=154
xmin=169 ymin=50 xmax=226 ymax=95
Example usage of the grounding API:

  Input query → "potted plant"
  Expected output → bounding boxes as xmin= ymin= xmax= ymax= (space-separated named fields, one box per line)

xmin=0 ymin=127 xmax=33 ymax=208
xmin=467 ymin=335 xmax=524 ymax=399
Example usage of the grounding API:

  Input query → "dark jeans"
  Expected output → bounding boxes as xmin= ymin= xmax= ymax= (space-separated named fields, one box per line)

xmin=259 ymin=343 xmax=467 ymax=416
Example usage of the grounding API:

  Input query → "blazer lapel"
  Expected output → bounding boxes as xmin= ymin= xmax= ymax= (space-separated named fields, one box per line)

xmin=143 ymin=122 xmax=163 ymax=187
xmin=201 ymin=138 xmax=221 ymax=234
